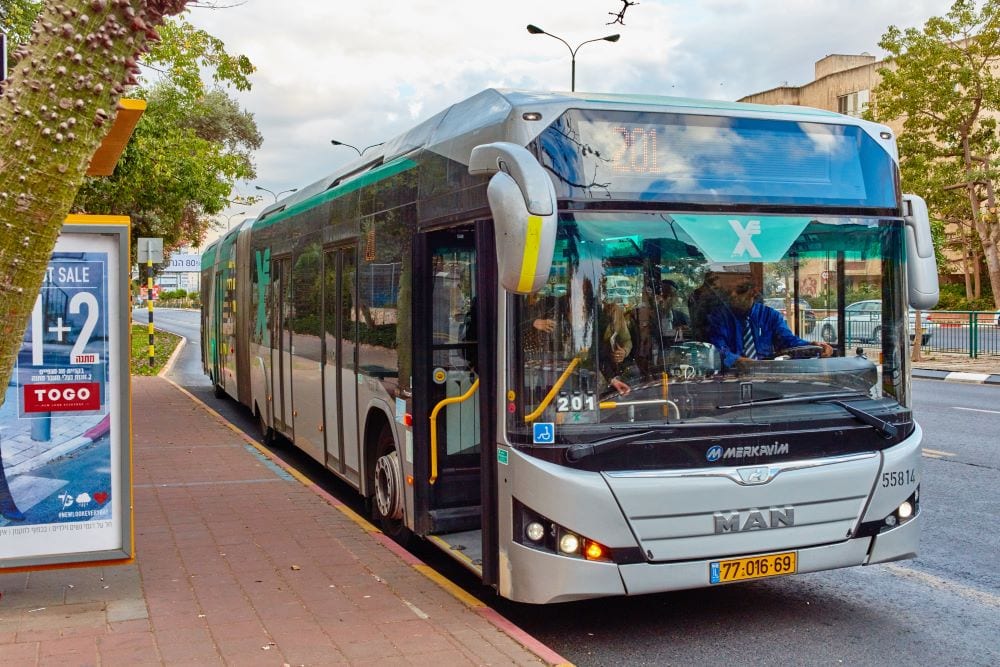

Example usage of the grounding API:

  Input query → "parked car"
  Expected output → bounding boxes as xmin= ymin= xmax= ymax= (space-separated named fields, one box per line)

xmin=763 ymin=297 xmax=816 ymax=334
xmin=816 ymin=299 xmax=935 ymax=345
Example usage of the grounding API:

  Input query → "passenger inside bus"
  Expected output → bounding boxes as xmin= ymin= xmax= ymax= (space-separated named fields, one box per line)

xmin=631 ymin=278 xmax=689 ymax=379
xmin=655 ymin=279 xmax=689 ymax=336
xmin=521 ymin=287 xmax=570 ymax=357
xmin=599 ymin=297 xmax=633 ymax=396
xmin=703 ymin=272 xmax=833 ymax=369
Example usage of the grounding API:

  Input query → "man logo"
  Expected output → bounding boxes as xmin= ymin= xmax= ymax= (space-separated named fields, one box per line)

xmin=706 ymin=445 xmax=723 ymax=462
xmin=729 ymin=219 xmax=762 ymax=258
xmin=737 ymin=466 xmax=778 ymax=485
xmin=714 ymin=506 xmax=795 ymax=533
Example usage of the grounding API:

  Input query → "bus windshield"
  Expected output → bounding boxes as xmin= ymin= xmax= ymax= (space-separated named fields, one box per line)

xmin=506 ymin=212 xmax=909 ymax=442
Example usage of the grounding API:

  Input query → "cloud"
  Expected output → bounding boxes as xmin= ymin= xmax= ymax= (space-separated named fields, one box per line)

xmin=186 ymin=0 xmax=953 ymax=244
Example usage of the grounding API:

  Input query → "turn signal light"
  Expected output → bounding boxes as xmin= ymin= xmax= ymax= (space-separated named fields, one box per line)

xmin=584 ymin=541 xmax=606 ymax=561
xmin=402 ymin=413 xmax=413 ymax=427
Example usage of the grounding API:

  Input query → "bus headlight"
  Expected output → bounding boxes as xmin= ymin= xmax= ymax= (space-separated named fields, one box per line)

xmin=854 ymin=487 xmax=920 ymax=538
xmin=514 ymin=500 xmax=616 ymax=562
xmin=558 ymin=532 xmax=580 ymax=555
xmin=525 ymin=521 xmax=546 ymax=542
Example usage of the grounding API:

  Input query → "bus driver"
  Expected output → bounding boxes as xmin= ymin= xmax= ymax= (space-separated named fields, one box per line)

xmin=705 ymin=274 xmax=832 ymax=369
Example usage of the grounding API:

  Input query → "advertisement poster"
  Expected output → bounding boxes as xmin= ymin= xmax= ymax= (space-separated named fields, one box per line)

xmin=0 ymin=226 xmax=130 ymax=567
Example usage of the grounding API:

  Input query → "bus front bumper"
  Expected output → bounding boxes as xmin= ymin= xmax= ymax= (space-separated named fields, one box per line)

xmin=505 ymin=512 xmax=921 ymax=604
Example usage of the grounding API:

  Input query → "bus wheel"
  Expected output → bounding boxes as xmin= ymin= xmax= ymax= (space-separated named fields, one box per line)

xmin=373 ymin=426 xmax=411 ymax=545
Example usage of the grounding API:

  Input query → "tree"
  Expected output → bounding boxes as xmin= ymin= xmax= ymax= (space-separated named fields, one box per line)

xmin=5 ymin=3 xmax=259 ymax=256
xmin=871 ymin=0 xmax=1000 ymax=307
xmin=0 ymin=0 xmax=192 ymax=404
xmin=0 ymin=0 xmax=43 ymax=46
xmin=73 ymin=83 xmax=262 ymax=255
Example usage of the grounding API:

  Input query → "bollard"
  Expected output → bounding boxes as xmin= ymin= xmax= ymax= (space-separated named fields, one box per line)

xmin=31 ymin=412 xmax=52 ymax=442
xmin=147 ymin=256 xmax=155 ymax=367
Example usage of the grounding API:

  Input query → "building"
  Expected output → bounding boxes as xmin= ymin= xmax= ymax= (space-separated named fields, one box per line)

xmin=738 ymin=54 xmax=886 ymax=125
xmin=739 ymin=54 xmax=974 ymax=287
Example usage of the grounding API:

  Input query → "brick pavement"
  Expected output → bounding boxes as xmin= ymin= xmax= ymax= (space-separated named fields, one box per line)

xmin=0 ymin=377 xmax=562 ymax=666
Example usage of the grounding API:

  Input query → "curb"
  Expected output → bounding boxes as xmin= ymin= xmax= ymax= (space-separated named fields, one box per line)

xmin=158 ymin=334 xmax=186 ymax=378
xmin=159 ymin=371 xmax=572 ymax=667
xmin=913 ymin=368 xmax=1000 ymax=385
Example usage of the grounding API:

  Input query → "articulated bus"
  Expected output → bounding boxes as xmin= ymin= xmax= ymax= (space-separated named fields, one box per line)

xmin=202 ymin=89 xmax=939 ymax=604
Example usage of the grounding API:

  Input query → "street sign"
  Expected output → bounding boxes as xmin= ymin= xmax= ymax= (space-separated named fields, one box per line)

xmin=137 ymin=237 xmax=163 ymax=264
xmin=162 ymin=253 xmax=201 ymax=273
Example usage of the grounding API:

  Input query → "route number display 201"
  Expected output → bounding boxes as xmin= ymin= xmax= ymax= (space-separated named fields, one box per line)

xmin=611 ymin=126 xmax=660 ymax=174
xmin=556 ymin=391 xmax=597 ymax=412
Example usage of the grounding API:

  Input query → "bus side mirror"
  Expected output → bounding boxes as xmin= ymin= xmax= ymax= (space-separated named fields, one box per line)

xmin=902 ymin=193 xmax=939 ymax=310
xmin=469 ymin=142 xmax=557 ymax=294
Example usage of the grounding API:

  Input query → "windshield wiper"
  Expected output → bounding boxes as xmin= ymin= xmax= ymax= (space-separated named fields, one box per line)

xmin=824 ymin=400 xmax=899 ymax=439
xmin=717 ymin=391 xmax=898 ymax=438
xmin=565 ymin=429 xmax=665 ymax=462
xmin=716 ymin=391 xmax=868 ymax=410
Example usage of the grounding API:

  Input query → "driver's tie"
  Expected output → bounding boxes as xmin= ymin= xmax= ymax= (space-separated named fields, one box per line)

xmin=743 ymin=318 xmax=757 ymax=359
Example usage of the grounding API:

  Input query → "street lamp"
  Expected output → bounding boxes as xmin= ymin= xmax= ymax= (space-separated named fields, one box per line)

xmin=526 ymin=24 xmax=620 ymax=92
xmin=224 ymin=211 xmax=244 ymax=231
xmin=331 ymin=139 xmax=384 ymax=156
xmin=255 ymin=185 xmax=298 ymax=203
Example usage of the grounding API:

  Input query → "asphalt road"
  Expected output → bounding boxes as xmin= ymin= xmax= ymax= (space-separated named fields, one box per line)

xmin=152 ymin=309 xmax=1000 ymax=666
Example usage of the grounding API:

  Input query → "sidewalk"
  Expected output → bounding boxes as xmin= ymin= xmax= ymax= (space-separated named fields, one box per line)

xmin=911 ymin=352 xmax=1000 ymax=385
xmin=0 ymin=377 xmax=564 ymax=666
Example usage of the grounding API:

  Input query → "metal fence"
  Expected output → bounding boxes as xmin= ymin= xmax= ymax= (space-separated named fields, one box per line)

xmin=921 ymin=311 xmax=1000 ymax=357
xmin=809 ymin=309 xmax=1000 ymax=357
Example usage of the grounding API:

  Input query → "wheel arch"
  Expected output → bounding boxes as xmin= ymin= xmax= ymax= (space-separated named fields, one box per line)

xmin=362 ymin=406 xmax=396 ymax=499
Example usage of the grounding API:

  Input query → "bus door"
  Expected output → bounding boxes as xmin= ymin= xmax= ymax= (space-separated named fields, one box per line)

xmin=425 ymin=229 xmax=481 ymax=524
xmin=212 ymin=269 xmax=224 ymax=388
xmin=322 ymin=246 xmax=360 ymax=483
xmin=272 ymin=257 xmax=294 ymax=438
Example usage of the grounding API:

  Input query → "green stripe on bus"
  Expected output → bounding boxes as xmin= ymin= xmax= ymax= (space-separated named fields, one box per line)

xmin=251 ymin=157 xmax=417 ymax=232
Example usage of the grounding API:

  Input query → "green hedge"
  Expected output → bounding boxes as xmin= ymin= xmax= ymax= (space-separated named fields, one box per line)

xmin=935 ymin=283 xmax=997 ymax=311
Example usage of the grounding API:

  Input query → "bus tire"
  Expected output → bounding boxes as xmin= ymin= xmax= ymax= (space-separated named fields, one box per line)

xmin=372 ymin=424 xmax=411 ymax=545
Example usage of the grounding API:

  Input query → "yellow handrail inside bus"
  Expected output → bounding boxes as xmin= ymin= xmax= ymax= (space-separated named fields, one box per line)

xmin=429 ymin=377 xmax=480 ymax=485
xmin=523 ymin=357 xmax=581 ymax=423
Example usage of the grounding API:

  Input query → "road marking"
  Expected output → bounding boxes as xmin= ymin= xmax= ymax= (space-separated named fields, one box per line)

xmin=884 ymin=563 xmax=1000 ymax=609
xmin=401 ymin=598 xmax=429 ymax=619
xmin=413 ymin=564 xmax=485 ymax=608
xmin=134 ymin=478 xmax=283 ymax=488
xmin=922 ymin=448 xmax=956 ymax=459
xmin=953 ymin=406 xmax=1000 ymax=415
xmin=944 ymin=372 xmax=991 ymax=383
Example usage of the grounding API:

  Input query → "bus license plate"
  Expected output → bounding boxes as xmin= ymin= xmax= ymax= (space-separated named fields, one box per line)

xmin=709 ymin=551 xmax=797 ymax=584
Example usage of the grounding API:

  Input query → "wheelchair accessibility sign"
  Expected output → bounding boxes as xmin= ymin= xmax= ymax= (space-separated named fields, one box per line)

xmin=533 ymin=422 xmax=555 ymax=444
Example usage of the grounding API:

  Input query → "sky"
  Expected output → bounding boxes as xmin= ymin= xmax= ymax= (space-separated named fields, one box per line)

xmin=184 ymin=0 xmax=957 ymax=247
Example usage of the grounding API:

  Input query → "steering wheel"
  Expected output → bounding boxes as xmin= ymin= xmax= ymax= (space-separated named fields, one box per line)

xmin=774 ymin=345 xmax=824 ymax=359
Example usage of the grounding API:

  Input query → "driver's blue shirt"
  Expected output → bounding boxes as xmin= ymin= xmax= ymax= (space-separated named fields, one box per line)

xmin=706 ymin=302 xmax=811 ymax=369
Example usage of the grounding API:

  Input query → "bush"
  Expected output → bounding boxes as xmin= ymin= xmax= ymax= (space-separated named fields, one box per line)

xmin=935 ymin=283 xmax=997 ymax=311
